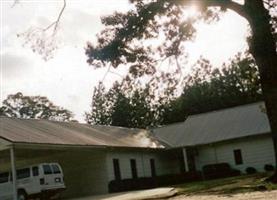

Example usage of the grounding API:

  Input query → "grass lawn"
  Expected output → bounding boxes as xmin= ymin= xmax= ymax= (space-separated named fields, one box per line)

xmin=175 ymin=172 xmax=277 ymax=195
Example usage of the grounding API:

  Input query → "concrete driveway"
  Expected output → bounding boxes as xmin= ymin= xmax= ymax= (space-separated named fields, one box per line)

xmin=70 ymin=187 xmax=177 ymax=200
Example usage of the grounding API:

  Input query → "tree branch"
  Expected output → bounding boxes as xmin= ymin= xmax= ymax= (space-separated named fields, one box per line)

xmin=180 ymin=0 xmax=247 ymax=19
xmin=205 ymin=0 xmax=247 ymax=19
xmin=11 ymin=0 xmax=20 ymax=8
xmin=43 ymin=0 xmax=67 ymax=34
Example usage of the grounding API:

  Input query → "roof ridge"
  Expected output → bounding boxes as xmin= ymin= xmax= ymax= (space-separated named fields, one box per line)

xmin=0 ymin=116 xmax=148 ymax=132
xmin=151 ymin=121 xmax=185 ymax=130
xmin=187 ymin=101 xmax=264 ymax=119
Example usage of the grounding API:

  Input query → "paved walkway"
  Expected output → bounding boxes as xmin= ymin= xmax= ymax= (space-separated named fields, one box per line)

xmin=71 ymin=187 xmax=177 ymax=200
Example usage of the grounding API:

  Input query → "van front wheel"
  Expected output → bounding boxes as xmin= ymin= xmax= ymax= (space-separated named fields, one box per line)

xmin=17 ymin=190 xmax=27 ymax=200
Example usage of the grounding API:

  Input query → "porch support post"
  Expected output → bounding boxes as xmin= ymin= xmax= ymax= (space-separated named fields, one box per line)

xmin=182 ymin=148 xmax=189 ymax=172
xmin=10 ymin=146 xmax=17 ymax=200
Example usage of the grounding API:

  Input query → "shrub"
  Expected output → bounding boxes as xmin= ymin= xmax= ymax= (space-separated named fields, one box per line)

xmin=202 ymin=163 xmax=241 ymax=180
xmin=264 ymin=164 xmax=275 ymax=172
xmin=246 ymin=167 xmax=257 ymax=174
xmin=108 ymin=171 xmax=202 ymax=193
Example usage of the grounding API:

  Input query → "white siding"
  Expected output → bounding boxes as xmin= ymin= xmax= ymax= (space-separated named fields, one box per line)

xmin=106 ymin=149 xmax=180 ymax=182
xmin=194 ymin=135 xmax=276 ymax=173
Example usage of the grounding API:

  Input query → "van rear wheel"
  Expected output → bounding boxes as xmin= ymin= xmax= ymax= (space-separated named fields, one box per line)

xmin=17 ymin=190 xmax=27 ymax=200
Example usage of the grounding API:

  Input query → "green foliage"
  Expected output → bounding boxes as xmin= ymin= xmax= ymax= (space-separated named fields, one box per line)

xmin=85 ymin=82 xmax=112 ymax=125
xmin=0 ymin=92 xmax=73 ymax=121
xmin=86 ymin=80 xmax=161 ymax=128
xmin=86 ymin=53 xmax=262 ymax=128
xmin=162 ymin=53 xmax=262 ymax=124
xmin=85 ymin=0 xmax=221 ymax=78
xmin=86 ymin=0 xmax=276 ymax=76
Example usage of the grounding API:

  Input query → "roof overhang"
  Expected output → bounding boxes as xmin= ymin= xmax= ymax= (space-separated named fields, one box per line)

xmin=167 ymin=132 xmax=272 ymax=150
xmin=0 ymin=138 xmax=12 ymax=151
xmin=10 ymin=142 xmax=164 ymax=152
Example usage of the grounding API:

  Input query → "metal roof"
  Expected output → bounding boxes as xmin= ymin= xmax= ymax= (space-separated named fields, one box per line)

xmin=152 ymin=102 xmax=271 ymax=147
xmin=0 ymin=117 xmax=163 ymax=148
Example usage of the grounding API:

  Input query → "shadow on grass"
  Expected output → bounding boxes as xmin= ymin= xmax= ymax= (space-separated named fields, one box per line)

xmin=175 ymin=172 xmax=277 ymax=196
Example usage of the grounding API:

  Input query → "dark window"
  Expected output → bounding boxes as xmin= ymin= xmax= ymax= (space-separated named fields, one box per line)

xmin=17 ymin=168 xmax=30 ymax=179
xmin=113 ymin=159 xmax=121 ymax=180
xmin=32 ymin=166 xmax=39 ymax=176
xmin=43 ymin=165 xmax=53 ymax=175
xmin=234 ymin=149 xmax=243 ymax=165
xmin=130 ymin=159 xmax=138 ymax=179
xmin=0 ymin=172 xmax=9 ymax=183
xmin=186 ymin=148 xmax=196 ymax=172
xmin=150 ymin=159 xmax=156 ymax=177
xmin=52 ymin=164 xmax=61 ymax=174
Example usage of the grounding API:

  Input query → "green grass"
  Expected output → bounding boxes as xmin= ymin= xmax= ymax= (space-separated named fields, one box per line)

xmin=175 ymin=172 xmax=277 ymax=195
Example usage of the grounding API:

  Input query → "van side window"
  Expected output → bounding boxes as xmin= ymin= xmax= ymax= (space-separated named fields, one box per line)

xmin=17 ymin=168 xmax=30 ymax=179
xmin=0 ymin=172 xmax=9 ymax=183
xmin=43 ymin=165 xmax=53 ymax=175
xmin=52 ymin=164 xmax=61 ymax=174
xmin=32 ymin=166 xmax=39 ymax=176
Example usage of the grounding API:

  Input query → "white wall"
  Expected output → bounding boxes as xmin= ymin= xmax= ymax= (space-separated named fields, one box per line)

xmin=106 ymin=149 xmax=180 ymax=182
xmin=193 ymin=135 xmax=276 ymax=173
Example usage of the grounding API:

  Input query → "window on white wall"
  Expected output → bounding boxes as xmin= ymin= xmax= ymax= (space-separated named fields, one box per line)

xmin=130 ymin=159 xmax=138 ymax=179
xmin=113 ymin=159 xmax=121 ymax=180
xmin=150 ymin=158 xmax=156 ymax=177
xmin=233 ymin=149 xmax=243 ymax=165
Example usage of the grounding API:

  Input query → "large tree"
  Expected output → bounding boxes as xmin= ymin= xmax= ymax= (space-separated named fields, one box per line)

xmin=85 ymin=83 xmax=113 ymax=125
xmin=86 ymin=80 xmax=162 ymax=128
xmin=86 ymin=53 xmax=262 ymax=128
xmin=85 ymin=0 xmax=277 ymax=177
xmin=0 ymin=92 xmax=73 ymax=122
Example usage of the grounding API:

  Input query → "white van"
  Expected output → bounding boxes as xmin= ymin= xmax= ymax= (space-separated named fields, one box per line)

xmin=0 ymin=163 xmax=66 ymax=200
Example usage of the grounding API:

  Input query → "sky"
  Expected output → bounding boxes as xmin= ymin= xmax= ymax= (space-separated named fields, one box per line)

xmin=1 ymin=0 xmax=249 ymax=122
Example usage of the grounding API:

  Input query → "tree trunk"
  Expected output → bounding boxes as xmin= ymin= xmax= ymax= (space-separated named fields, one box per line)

xmin=245 ymin=0 xmax=277 ymax=182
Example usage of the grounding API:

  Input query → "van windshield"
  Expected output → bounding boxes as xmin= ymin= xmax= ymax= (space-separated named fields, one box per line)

xmin=43 ymin=165 xmax=53 ymax=175
xmin=52 ymin=164 xmax=61 ymax=174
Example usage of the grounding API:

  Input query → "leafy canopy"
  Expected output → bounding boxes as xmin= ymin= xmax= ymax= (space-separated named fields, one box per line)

xmin=86 ymin=53 xmax=262 ymax=128
xmin=85 ymin=0 xmax=224 ymax=78
xmin=0 ymin=92 xmax=74 ymax=122
xmin=85 ymin=0 xmax=275 ymax=77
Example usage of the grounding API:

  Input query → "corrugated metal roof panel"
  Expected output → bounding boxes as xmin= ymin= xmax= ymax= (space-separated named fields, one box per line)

xmin=152 ymin=102 xmax=271 ymax=147
xmin=0 ymin=117 xmax=163 ymax=148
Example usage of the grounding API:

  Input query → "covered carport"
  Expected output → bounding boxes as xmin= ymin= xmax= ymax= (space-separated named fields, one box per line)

xmin=0 ymin=117 xmax=162 ymax=199
xmin=0 ymin=138 xmax=18 ymax=200
xmin=0 ymin=141 xmax=109 ymax=199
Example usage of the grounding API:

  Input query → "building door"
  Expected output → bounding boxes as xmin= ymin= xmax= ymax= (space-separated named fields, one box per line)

xmin=186 ymin=148 xmax=197 ymax=172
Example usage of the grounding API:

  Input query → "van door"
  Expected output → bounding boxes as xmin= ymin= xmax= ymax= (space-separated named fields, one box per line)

xmin=51 ymin=164 xmax=64 ymax=186
xmin=41 ymin=164 xmax=64 ymax=190
xmin=0 ymin=172 xmax=13 ymax=200
xmin=16 ymin=168 xmax=32 ymax=195
xmin=42 ymin=164 xmax=55 ymax=188
xmin=30 ymin=166 xmax=41 ymax=194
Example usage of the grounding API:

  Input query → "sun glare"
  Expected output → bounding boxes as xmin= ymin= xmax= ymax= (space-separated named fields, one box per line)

xmin=187 ymin=5 xmax=197 ymax=16
xmin=182 ymin=5 xmax=199 ymax=19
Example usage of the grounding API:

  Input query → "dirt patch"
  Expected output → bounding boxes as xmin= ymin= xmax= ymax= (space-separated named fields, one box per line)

xmin=168 ymin=190 xmax=277 ymax=200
